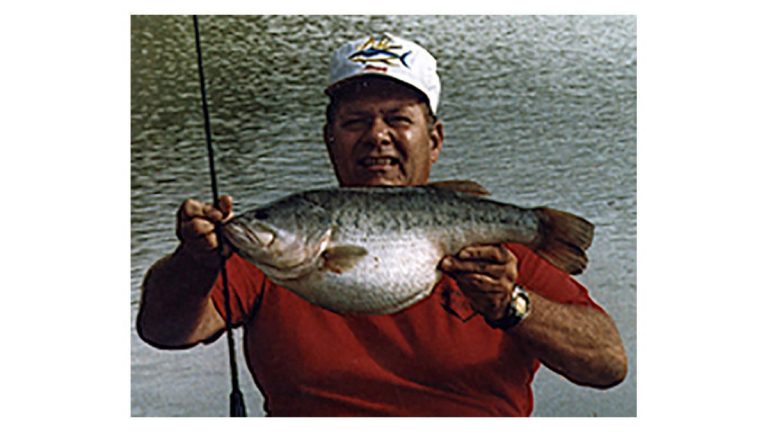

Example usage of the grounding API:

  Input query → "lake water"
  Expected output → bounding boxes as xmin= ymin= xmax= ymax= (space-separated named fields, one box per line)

xmin=131 ymin=15 xmax=636 ymax=417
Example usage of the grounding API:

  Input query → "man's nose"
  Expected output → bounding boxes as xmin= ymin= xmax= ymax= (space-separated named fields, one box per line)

xmin=364 ymin=117 xmax=393 ymax=147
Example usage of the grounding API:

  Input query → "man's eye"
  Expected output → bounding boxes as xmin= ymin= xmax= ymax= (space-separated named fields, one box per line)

xmin=388 ymin=116 xmax=412 ymax=124
xmin=342 ymin=118 xmax=367 ymax=128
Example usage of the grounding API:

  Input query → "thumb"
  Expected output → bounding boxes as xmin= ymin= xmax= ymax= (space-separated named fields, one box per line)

xmin=219 ymin=195 xmax=235 ymax=221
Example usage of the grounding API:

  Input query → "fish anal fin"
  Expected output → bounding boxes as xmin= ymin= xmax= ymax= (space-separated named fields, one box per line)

xmin=428 ymin=180 xmax=490 ymax=196
xmin=532 ymin=207 xmax=595 ymax=275
xmin=322 ymin=245 xmax=368 ymax=274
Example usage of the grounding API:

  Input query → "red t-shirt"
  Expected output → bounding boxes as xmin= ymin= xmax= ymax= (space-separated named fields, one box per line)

xmin=211 ymin=243 xmax=602 ymax=416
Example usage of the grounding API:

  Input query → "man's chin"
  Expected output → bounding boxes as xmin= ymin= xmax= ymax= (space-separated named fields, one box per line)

xmin=347 ymin=173 xmax=407 ymax=187
xmin=365 ymin=178 xmax=404 ymax=187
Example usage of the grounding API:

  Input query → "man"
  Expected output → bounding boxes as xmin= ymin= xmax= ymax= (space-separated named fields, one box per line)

xmin=138 ymin=33 xmax=627 ymax=416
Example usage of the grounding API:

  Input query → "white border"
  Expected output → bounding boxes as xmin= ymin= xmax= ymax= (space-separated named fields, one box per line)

xmin=6 ymin=0 xmax=767 ymax=430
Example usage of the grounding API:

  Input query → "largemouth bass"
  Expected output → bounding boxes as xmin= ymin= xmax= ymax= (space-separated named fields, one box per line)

xmin=223 ymin=182 xmax=593 ymax=315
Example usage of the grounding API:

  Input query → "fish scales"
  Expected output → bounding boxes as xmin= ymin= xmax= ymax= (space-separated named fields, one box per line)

xmin=301 ymin=187 xmax=539 ymax=245
xmin=223 ymin=184 xmax=593 ymax=315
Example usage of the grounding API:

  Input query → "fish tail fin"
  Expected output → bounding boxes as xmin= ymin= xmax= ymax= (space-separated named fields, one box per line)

xmin=400 ymin=50 xmax=412 ymax=66
xmin=531 ymin=207 xmax=594 ymax=275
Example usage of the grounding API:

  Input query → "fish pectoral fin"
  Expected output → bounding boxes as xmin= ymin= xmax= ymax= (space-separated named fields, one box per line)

xmin=428 ymin=180 xmax=490 ymax=196
xmin=321 ymin=245 xmax=368 ymax=274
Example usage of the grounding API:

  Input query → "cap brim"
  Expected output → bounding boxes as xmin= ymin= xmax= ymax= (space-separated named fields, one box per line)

xmin=324 ymin=73 xmax=411 ymax=96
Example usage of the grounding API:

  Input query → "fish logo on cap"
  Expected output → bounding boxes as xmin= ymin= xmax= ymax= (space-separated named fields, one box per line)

xmin=328 ymin=33 xmax=441 ymax=114
xmin=348 ymin=35 xmax=412 ymax=69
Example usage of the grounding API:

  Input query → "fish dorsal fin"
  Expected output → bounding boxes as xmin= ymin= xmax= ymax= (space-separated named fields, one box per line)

xmin=322 ymin=245 xmax=368 ymax=274
xmin=428 ymin=180 xmax=490 ymax=196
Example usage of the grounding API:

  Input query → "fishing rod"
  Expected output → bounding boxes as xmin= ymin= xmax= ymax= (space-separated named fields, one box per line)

xmin=192 ymin=14 xmax=247 ymax=417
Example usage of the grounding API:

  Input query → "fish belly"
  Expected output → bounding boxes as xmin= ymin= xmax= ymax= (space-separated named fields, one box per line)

xmin=282 ymin=233 xmax=444 ymax=314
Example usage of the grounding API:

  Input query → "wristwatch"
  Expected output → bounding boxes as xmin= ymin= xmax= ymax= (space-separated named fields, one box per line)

xmin=485 ymin=284 xmax=531 ymax=330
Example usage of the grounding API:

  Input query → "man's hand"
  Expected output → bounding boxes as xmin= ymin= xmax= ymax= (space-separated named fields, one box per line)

xmin=137 ymin=195 xmax=233 ymax=348
xmin=176 ymin=195 xmax=235 ymax=268
xmin=440 ymin=244 xmax=627 ymax=387
xmin=439 ymin=244 xmax=518 ymax=321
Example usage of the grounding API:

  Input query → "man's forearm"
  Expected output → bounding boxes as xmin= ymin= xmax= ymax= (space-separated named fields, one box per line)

xmin=514 ymin=291 xmax=628 ymax=389
xmin=137 ymin=247 xmax=225 ymax=349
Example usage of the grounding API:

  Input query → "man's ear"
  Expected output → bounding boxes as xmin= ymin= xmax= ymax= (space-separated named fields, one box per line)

xmin=429 ymin=119 xmax=444 ymax=163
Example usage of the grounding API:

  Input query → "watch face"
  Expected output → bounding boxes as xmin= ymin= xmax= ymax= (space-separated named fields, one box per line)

xmin=513 ymin=296 xmax=528 ymax=315
xmin=485 ymin=287 xmax=530 ymax=329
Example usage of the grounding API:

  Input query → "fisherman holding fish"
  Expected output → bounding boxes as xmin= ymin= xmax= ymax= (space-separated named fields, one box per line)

xmin=138 ymin=33 xmax=627 ymax=416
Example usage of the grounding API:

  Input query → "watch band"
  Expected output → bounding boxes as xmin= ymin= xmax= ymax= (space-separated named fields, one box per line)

xmin=484 ymin=284 xmax=531 ymax=330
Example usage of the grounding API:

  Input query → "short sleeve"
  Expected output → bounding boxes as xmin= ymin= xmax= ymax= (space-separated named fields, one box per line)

xmin=505 ymin=243 xmax=605 ymax=314
xmin=209 ymin=253 xmax=268 ymax=326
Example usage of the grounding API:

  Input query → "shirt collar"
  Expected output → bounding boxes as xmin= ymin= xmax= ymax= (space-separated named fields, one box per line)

xmin=437 ymin=277 xmax=478 ymax=322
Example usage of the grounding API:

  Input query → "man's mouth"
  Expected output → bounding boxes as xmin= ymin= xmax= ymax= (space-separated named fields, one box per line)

xmin=360 ymin=157 xmax=399 ymax=167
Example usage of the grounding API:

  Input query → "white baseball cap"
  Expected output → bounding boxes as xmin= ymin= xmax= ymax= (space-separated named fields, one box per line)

xmin=326 ymin=33 xmax=441 ymax=115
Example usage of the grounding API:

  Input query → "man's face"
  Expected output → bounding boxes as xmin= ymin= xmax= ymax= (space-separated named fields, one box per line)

xmin=324 ymin=80 xmax=444 ymax=187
